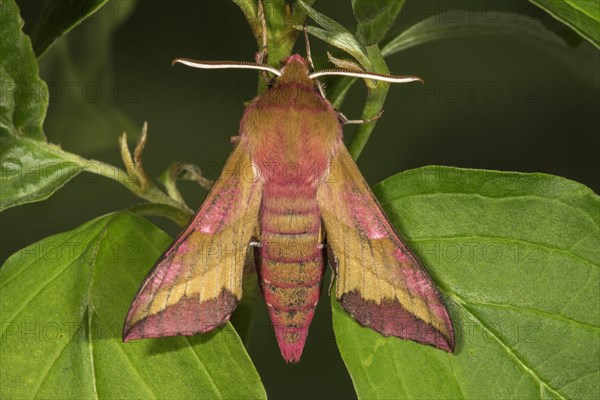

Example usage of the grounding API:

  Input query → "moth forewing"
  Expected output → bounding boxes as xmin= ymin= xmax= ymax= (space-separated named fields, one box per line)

xmin=318 ymin=146 xmax=454 ymax=352
xmin=122 ymin=144 xmax=262 ymax=341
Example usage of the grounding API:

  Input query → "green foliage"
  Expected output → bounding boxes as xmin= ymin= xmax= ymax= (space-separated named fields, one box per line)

xmin=381 ymin=11 xmax=566 ymax=57
xmin=528 ymin=0 xmax=600 ymax=48
xmin=297 ymin=0 xmax=371 ymax=70
xmin=0 ymin=212 xmax=266 ymax=399
xmin=0 ymin=0 xmax=47 ymax=140
xmin=352 ymin=0 xmax=405 ymax=46
xmin=334 ymin=167 xmax=599 ymax=399
xmin=30 ymin=0 xmax=111 ymax=56
xmin=0 ymin=134 xmax=82 ymax=211
xmin=0 ymin=0 xmax=81 ymax=210
xmin=1 ymin=0 xmax=189 ymax=214
xmin=1 ymin=0 xmax=599 ymax=399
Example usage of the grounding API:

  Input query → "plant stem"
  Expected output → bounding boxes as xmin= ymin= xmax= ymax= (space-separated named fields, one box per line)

xmin=347 ymin=44 xmax=391 ymax=161
xmin=232 ymin=0 xmax=314 ymax=93
xmin=34 ymin=139 xmax=192 ymax=221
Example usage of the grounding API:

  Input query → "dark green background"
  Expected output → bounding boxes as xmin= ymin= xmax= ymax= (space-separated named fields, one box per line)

xmin=3 ymin=0 xmax=599 ymax=398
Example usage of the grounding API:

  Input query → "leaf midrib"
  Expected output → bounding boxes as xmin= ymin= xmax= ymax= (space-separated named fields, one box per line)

xmin=28 ymin=215 xmax=115 ymax=399
xmin=86 ymin=225 xmax=107 ymax=400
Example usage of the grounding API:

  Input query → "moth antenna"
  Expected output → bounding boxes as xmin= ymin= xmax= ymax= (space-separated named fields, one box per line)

xmin=309 ymin=69 xmax=423 ymax=84
xmin=172 ymin=58 xmax=282 ymax=76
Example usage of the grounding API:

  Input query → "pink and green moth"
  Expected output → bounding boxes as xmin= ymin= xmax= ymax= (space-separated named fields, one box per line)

xmin=123 ymin=52 xmax=454 ymax=363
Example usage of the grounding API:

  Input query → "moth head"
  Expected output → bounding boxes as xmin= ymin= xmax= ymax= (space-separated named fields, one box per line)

xmin=283 ymin=54 xmax=308 ymax=67
xmin=277 ymin=54 xmax=313 ymax=86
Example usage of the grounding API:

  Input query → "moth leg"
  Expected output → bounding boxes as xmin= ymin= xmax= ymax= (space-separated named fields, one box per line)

xmin=314 ymin=80 xmax=327 ymax=103
xmin=161 ymin=162 xmax=213 ymax=205
xmin=184 ymin=165 xmax=213 ymax=191
xmin=230 ymin=135 xmax=241 ymax=147
xmin=303 ymin=26 xmax=315 ymax=71
xmin=338 ymin=110 xmax=384 ymax=125
xmin=326 ymin=244 xmax=338 ymax=296
xmin=327 ymin=267 xmax=337 ymax=296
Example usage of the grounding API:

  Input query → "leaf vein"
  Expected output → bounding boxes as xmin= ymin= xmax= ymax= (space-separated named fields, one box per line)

xmin=566 ymin=228 xmax=600 ymax=251
xmin=448 ymin=354 xmax=465 ymax=398
xmin=1 ymin=252 xmax=83 ymax=337
xmin=384 ymin=192 xmax=597 ymax=227
xmin=413 ymin=235 xmax=599 ymax=270
xmin=31 ymin=320 xmax=84 ymax=399
xmin=0 ymin=225 xmax=100 ymax=289
xmin=467 ymin=301 xmax=599 ymax=332
xmin=94 ymin=314 xmax=157 ymax=399
xmin=450 ymin=293 xmax=567 ymax=400
xmin=184 ymin=336 xmax=224 ymax=398
xmin=559 ymin=370 xmax=600 ymax=391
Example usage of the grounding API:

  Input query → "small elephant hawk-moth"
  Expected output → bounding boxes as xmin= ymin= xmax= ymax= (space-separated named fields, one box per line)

xmin=123 ymin=53 xmax=454 ymax=363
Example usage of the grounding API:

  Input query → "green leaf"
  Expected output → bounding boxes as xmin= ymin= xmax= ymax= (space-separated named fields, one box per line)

xmin=333 ymin=167 xmax=599 ymax=399
xmin=381 ymin=12 xmax=566 ymax=57
xmin=296 ymin=0 xmax=350 ymax=38
xmin=0 ymin=0 xmax=48 ymax=140
xmin=0 ymin=212 xmax=266 ymax=399
xmin=297 ymin=0 xmax=371 ymax=69
xmin=0 ymin=0 xmax=82 ymax=210
xmin=0 ymin=134 xmax=82 ymax=211
xmin=352 ymin=0 xmax=405 ymax=46
xmin=528 ymin=0 xmax=600 ymax=49
xmin=30 ymin=0 xmax=111 ymax=57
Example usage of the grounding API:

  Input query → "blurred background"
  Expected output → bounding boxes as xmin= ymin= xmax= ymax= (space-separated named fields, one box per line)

xmin=4 ymin=0 xmax=599 ymax=398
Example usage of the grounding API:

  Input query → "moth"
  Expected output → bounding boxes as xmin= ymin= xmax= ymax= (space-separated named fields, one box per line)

xmin=123 ymin=53 xmax=454 ymax=363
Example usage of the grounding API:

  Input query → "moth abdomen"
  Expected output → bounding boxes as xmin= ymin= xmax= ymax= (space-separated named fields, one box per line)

xmin=259 ymin=187 xmax=325 ymax=362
